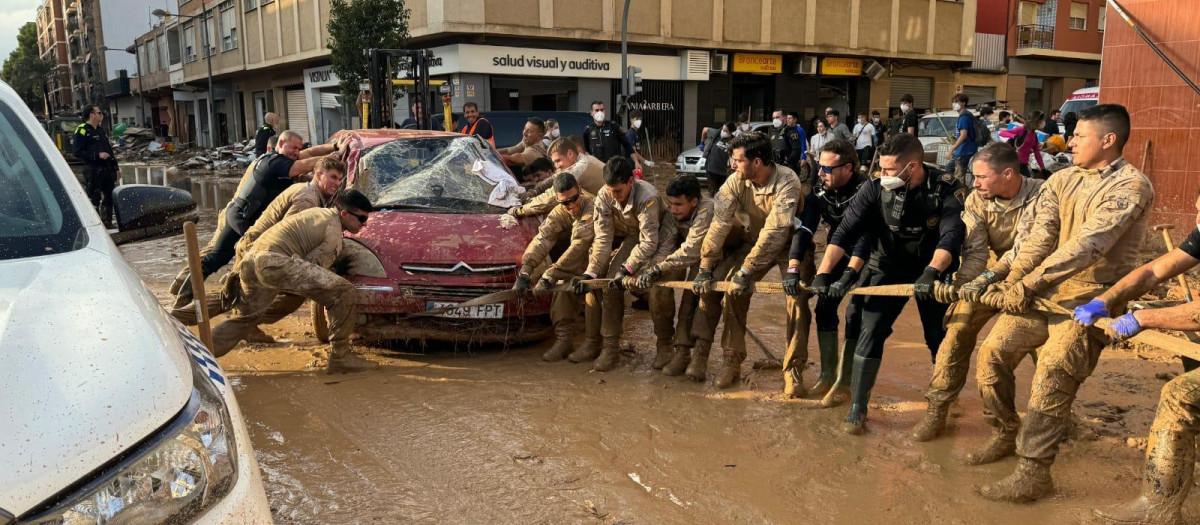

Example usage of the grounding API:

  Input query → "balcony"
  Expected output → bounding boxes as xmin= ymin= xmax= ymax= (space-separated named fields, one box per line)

xmin=1016 ymin=24 xmax=1054 ymax=50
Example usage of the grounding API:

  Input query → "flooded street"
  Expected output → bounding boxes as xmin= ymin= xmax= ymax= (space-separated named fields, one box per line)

xmin=121 ymin=218 xmax=1199 ymax=524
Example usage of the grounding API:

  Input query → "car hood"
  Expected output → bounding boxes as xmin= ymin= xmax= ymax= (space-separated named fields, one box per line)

xmin=352 ymin=210 xmax=539 ymax=268
xmin=0 ymin=245 xmax=192 ymax=517
xmin=679 ymin=146 xmax=702 ymax=158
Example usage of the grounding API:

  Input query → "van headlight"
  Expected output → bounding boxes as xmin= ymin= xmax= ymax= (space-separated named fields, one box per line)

xmin=28 ymin=355 xmax=237 ymax=524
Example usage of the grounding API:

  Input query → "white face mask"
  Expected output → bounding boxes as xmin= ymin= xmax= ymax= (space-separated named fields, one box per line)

xmin=901 ymin=103 xmax=912 ymax=113
xmin=740 ymin=123 xmax=750 ymax=131
xmin=858 ymin=118 xmax=865 ymax=125
xmin=952 ymin=103 xmax=963 ymax=112
xmin=772 ymin=118 xmax=783 ymax=128
xmin=632 ymin=119 xmax=642 ymax=129
xmin=873 ymin=117 xmax=880 ymax=124
xmin=720 ymin=130 xmax=730 ymax=139
xmin=879 ymin=162 xmax=912 ymax=191
xmin=593 ymin=110 xmax=605 ymax=123
xmin=550 ymin=128 xmax=560 ymax=138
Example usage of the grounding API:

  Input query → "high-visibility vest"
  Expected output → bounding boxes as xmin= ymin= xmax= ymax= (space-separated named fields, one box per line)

xmin=460 ymin=117 xmax=496 ymax=145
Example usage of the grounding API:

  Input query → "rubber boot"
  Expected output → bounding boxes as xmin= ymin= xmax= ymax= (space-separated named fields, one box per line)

xmin=714 ymin=348 xmax=746 ymax=389
xmin=909 ymin=402 xmax=950 ymax=442
xmin=1093 ymin=430 xmax=1193 ymax=525
xmin=542 ymin=322 xmax=575 ymax=362
xmin=976 ymin=458 xmax=1054 ymax=503
xmin=652 ymin=343 xmax=674 ymax=370
xmin=965 ymin=427 xmax=1018 ymax=465
xmin=592 ymin=338 xmax=621 ymax=372
xmin=327 ymin=343 xmax=379 ymax=374
xmin=243 ymin=325 xmax=276 ymax=344
xmin=821 ymin=338 xmax=857 ymax=408
xmin=568 ymin=337 xmax=602 ymax=363
xmin=806 ymin=331 xmax=839 ymax=399
xmin=662 ymin=345 xmax=691 ymax=376
xmin=685 ymin=340 xmax=712 ymax=382
xmin=842 ymin=355 xmax=881 ymax=435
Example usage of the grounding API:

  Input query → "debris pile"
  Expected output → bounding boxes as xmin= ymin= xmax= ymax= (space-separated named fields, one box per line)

xmin=115 ymin=130 xmax=256 ymax=174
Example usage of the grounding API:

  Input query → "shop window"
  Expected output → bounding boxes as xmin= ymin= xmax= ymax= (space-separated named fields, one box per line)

xmin=1070 ymin=2 xmax=1087 ymax=30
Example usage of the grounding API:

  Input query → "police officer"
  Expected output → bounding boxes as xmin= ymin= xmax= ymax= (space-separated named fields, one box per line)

xmin=782 ymin=139 xmax=871 ymax=404
xmin=769 ymin=109 xmax=802 ymax=172
xmin=583 ymin=101 xmax=634 ymax=164
xmin=812 ymin=133 xmax=966 ymax=435
xmin=254 ymin=112 xmax=279 ymax=156
xmin=72 ymin=105 xmax=119 ymax=227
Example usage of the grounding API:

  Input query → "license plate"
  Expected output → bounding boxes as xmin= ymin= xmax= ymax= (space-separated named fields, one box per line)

xmin=427 ymin=301 xmax=504 ymax=319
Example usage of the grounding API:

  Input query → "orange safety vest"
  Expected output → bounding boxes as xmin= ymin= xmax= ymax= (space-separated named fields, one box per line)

xmin=460 ymin=117 xmax=496 ymax=145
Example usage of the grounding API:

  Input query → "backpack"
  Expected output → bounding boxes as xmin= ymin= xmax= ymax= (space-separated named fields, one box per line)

xmin=972 ymin=113 xmax=993 ymax=147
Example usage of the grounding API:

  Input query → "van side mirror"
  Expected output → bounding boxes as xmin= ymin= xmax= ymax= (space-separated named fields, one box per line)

xmin=110 ymin=185 xmax=198 ymax=245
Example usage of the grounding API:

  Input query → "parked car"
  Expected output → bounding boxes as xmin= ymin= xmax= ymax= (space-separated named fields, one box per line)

xmin=917 ymin=110 xmax=983 ymax=165
xmin=482 ymin=110 xmax=594 ymax=148
xmin=675 ymin=122 xmax=773 ymax=180
xmin=0 ymin=80 xmax=272 ymax=523
xmin=329 ymin=128 xmax=553 ymax=344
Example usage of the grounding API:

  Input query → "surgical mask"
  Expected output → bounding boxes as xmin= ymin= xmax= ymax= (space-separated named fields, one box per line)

xmin=772 ymin=118 xmax=783 ymax=128
xmin=901 ymin=103 xmax=911 ymax=113
xmin=952 ymin=103 xmax=963 ymax=112
xmin=593 ymin=111 xmax=605 ymax=122
xmin=879 ymin=162 xmax=912 ymax=191
xmin=858 ymin=118 xmax=865 ymax=125
xmin=550 ymin=128 xmax=560 ymax=138
xmin=740 ymin=123 xmax=750 ymax=131
xmin=632 ymin=119 xmax=642 ymax=129
xmin=720 ymin=131 xmax=730 ymax=139
xmin=873 ymin=117 xmax=880 ymax=124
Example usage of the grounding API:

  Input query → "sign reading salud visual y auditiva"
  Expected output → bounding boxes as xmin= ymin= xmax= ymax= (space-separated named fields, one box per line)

xmin=821 ymin=57 xmax=863 ymax=76
xmin=427 ymin=44 xmax=688 ymax=81
xmin=731 ymin=53 xmax=783 ymax=74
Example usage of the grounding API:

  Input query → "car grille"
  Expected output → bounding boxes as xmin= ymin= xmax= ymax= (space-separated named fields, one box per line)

xmin=402 ymin=285 xmax=506 ymax=301
xmin=401 ymin=262 xmax=518 ymax=275
xmin=684 ymin=157 xmax=701 ymax=165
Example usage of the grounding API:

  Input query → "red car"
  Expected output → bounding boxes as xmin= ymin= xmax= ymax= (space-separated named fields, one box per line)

xmin=327 ymin=129 xmax=552 ymax=344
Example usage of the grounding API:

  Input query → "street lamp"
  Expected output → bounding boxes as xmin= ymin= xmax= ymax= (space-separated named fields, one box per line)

xmin=153 ymin=5 xmax=217 ymax=148
xmin=98 ymin=45 xmax=143 ymax=128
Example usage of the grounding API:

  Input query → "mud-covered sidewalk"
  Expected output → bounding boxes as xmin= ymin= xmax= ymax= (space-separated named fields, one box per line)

xmin=120 ymin=219 xmax=1200 ymax=524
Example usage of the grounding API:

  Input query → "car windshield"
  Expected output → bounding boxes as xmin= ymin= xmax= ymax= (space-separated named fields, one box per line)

xmin=1060 ymin=99 xmax=1097 ymax=117
xmin=0 ymin=100 xmax=86 ymax=261
xmin=355 ymin=136 xmax=509 ymax=214
xmin=918 ymin=116 xmax=958 ymax=138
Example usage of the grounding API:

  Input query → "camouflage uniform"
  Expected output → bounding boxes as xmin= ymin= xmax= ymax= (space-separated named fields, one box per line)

xmin=586 ymin=179 xmax=677 ymax=368
xmin=518 ymin=192 xmax=600 ymax=357
xmin=498 ymin=140 xmax=549 ymax=166
xmin=211 ymin=208 xmax=354 ymax=358
xmin=648 ymin=196 xmax=715 ymax=371
xmin=976 ymin=159 xmax=1154 ymax=500
xmin=695 ymin=165 xmax=803 ymax=385
xmin=521 ymin=155 xmax=606 ymax=217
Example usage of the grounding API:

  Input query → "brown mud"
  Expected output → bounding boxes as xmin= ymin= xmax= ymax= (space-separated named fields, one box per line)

xmin=119 ymin=211 xmax=1200 ymax=524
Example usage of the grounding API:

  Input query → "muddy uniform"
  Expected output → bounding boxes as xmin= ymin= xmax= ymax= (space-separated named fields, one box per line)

xmin=769 ymin=124 xmax=802 ymax=172
xmin=975 ymin=159 xmax=1154 ymax=478
xmin=649 ymin=196 xmax=716 ymax=363
xmin=200 ymin=152 xmax=298 ymax=282
xmin=211 ymin=208 xmax=352 ymax=357
xmin=519 ymin=192 xmax=600 ymax=357
xmin=695 ymin=165 xmax=803 ymax=385
xmin=521 ymin=155 xmax=606 ymax=217
xmin=71 ymin=122 xmax=119 ymax=225
xmin=583 ymin=120 xmax=633 ymax=163
xmin=918 ymin=176 xmax=1044 ymax=422
xmin=586 ymin=179 xmax=676 ymax=368
xmin=498 ymin=140 xmax=548 ymax=168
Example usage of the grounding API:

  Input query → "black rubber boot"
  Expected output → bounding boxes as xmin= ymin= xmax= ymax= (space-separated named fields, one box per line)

xmin=806 ymin=331 xmax=839 ymax=398
xmin=842 ymin=355 xmax=881 ymax=435
xmin=821 ymin=338 xmax=857 ymax=408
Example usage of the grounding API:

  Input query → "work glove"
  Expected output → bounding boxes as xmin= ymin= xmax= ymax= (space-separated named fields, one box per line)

xmin=1105 ymin=312 xmax=1143 ymax=341
xmin=533 ymin=277 xmax=554 ymax=294
xmin=1072 ymin=299 xmax=1109 ymax=326
xmin=693 ymin=268 xmax=715 ymax=295
xmin=729 ymin=269 xmax=754 ymax=298
xmin=572 ymin=274 xmax=595 ymax=296
xmin=828 ymin=267 xmax=860 ymax=300
xmin=513 ymin=274 xmax=532 ymax=295
xmin=810 ymin=272 xmax=833 ymax=297
xmin=635 ymin=265 xmax=662 ymax=290
xmin=996 ymin=280 xmax=1033 ymax=314
xmin=782 ymin=268 xmax=802 ymax=297
xmin=958 ymin=270 xmax=998 ymax=303
xmin=914 ymin=266 xmax=941 ymax=302
xmin=609 ymin=265 xmax=633 ymax=291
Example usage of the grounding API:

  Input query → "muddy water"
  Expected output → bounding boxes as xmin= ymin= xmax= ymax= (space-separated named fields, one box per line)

xmin=120 ymin=229 xmax=1200 ymax=524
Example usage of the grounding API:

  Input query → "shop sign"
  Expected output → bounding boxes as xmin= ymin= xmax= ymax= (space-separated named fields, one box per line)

xmin=428 ymin=44 xmax=685 ymax=81
xmin=821 ymin=57 xmax=863 ymax=76
xmin=304 ymin=65 xmax=341 ymax=89
xmin=731 ymin=53 xmax=782 ymax=74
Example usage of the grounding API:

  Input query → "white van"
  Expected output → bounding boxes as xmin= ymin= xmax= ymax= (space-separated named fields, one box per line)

xmin=1058 ymin=87 xmax=1100 ymax=133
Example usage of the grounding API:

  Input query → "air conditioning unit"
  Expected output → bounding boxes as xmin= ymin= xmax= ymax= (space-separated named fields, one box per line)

xmin=864 ymin=59 xmax=887 ymax=80
xmin=794 ymin=56 xmax=818 ymax=75
xmin=710 ymin=53 xmax=728 ymax=73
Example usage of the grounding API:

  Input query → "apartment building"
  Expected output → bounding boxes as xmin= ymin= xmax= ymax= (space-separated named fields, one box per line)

xmin=35 ymin=0 xmax=72 ymax=116
xmin=1006 ymin=0 xmax=1106 ymax=115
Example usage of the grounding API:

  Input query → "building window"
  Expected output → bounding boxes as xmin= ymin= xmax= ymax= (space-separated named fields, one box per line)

xmin=244 ymin=0 xmax=256 ymax=10
xmin=156 ymin=33 xmax=168 ymax=70
xmin=1070 ymin=2 xmax=1088 ymax=30
xmin=183 ymin=22 xmax=196 ymax=62
xmin=1098 ymin=1 xmax=1107 ymax=32
xmin=147 ymin=38 xmax=159 ymax=72
xmin=201 ymin=12 xmax=217 ymax=57
xmin=167 ymin=27 xmax=181 ymax=65
xmin=219 ymin=1 xmax=238 ymax=51
xmin=138 ymin=44 xmax=149 ymax=74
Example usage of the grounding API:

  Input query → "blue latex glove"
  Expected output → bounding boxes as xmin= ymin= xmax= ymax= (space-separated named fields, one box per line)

xmin=1106 ymin=312 xmax=1142 ymax=341
xmin=1073 ymin=299 xmax=1108 ymax=326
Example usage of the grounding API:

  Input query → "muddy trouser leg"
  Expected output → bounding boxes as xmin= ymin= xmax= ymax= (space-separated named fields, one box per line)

xmin=651 ymin=267 xmax=686 ymax=349
xmin=925 ymin=302 xmax=997 ymax=407
xmin=210 ymin=257 xmax=278 ymax=357
xmin=170 ymin=212 xmax=235 ymax=325
xmin=780 ymin=249 xmax=817 ymax=377
xmin=199 ymin=225 xmax=242 ymax=279
xmin=671 ymin=266 xmax=701 ymax=349
xmin=717 ymin=251 xmax=761 ymax=363
xmin=256 ymin=293 xmax=307 ymax=325
xmin=916 ymin=294 xmax=952 ymax=363
xmin=1016 ymin=314 xmax=1105 ymax=467
xmin=976 ymin=312 xmax=1049 ymax=434
xmin=600 ymin=238 xmax=639 ymax=343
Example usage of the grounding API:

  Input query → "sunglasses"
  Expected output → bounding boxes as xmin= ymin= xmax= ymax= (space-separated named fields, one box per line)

xmin=351 ymin=212 xmax=369 ymax=224
xmin=557 ymin=193 xmax=580 ymax=207
xmin=819 ymin=162 xmax=850 ymax=174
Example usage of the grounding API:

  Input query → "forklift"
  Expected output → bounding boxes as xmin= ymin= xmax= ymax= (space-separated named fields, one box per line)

xmin=361 ymin=48 xmax=454 ymax=131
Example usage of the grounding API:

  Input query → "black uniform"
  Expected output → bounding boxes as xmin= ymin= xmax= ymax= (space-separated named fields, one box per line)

xmin=253 ymin=123 xmax=276 ymax=156
xmin=702 ymin=135 xmax=730 ymax=196
xmin=790 ymin=173 xmax=871 ymax=335
xmin=583 ymin=120 xmax=633 ymax=163
xmin=72 ymin=122 xmax=119 ymax=226
xmin=827 ymin=165 xmax=965 ymax=361
xmin=769 ymin=124 xmax=802 ymax=172
xmin=893 ymin=109 xmax=919 ymax=136
xmin=198 ymin=153 xmax=297 ymax=278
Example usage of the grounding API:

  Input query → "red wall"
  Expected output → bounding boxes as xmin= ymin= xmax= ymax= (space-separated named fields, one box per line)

xmin=978 ymin=0 xmax=1011 ymax=34
xmin=1100 ymin=0 xmax=1200 ymax=230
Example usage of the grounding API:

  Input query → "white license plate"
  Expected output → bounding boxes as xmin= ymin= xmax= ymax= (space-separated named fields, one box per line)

xmin=427 ymin=301 xmax=504 ymax=319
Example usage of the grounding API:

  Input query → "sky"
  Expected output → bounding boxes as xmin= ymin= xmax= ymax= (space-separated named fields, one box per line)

xmin=1 ymin=0 xmax=41 ymax=63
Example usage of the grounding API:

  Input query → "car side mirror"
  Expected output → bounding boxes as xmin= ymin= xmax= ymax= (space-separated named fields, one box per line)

xmin=110 ymin=184 xmax=199 ymax=245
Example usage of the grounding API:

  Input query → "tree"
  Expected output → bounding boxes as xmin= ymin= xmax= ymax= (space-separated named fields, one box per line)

xmin=327 ymin=0 xmax=410 ymax=104
xmin=1 ymin=22 xmax=55 ymax=114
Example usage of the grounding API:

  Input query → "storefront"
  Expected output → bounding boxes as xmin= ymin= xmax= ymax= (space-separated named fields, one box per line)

xmin=301 ymin=65 xmax=357 ymax=144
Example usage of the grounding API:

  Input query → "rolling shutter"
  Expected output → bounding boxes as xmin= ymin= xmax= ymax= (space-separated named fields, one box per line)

xmin=286 ymin=89 xmax=310 ymax=142
xmin=889 ymin=76 xmax=934 ymax=109
xmin=962 ymin=85 xmax=997 ymax=106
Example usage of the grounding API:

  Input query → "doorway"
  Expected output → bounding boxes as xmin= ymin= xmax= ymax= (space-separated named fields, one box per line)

xmin=731 ymin=74 xmax=772 ymax=122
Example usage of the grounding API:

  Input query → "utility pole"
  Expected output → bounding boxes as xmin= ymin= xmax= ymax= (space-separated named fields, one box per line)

xmin=201 ymin=1 xmax=216 ymax=147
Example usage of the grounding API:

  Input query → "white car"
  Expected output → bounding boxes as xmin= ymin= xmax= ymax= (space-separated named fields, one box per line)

xmin=0 ymin=81 xmax=272 ymax=523
xmin=917 ymin=110 xmax=983 ymax=165
xmin=675 ymin=122 xmax=774 ymax=180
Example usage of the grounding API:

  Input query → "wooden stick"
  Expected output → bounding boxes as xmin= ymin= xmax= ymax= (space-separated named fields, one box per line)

xmin=183 ymin=221 xmax=213 ymax=351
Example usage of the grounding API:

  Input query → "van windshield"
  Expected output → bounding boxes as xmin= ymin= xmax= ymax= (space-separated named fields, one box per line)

xmin=0 ymin=101 xmax=86 ymax=261
xmin=1059 ymin=99 xmax=1097 ymax=117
